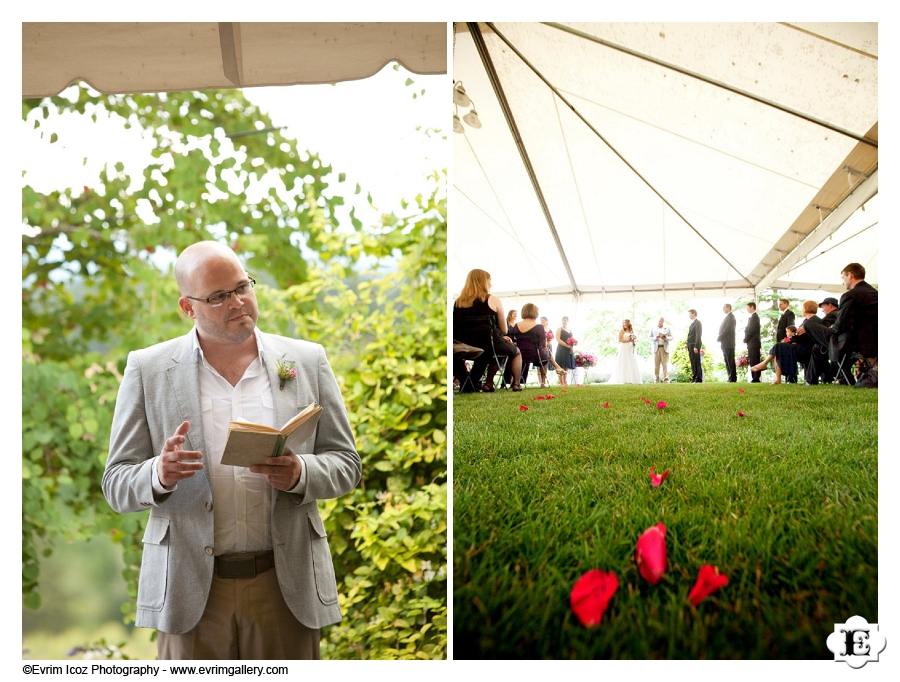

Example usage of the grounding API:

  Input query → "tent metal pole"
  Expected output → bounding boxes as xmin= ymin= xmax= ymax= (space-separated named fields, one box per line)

xmin=467 ymin=22 xmax=580 ymax=298
xmin=543 ymin=22 xmax=877 ymax=150
xmin=488 ymin=22 xmax=753 ymax=288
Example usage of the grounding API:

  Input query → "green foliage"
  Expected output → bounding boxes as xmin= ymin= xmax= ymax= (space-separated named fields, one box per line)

xmin=669 ymin=339 xmax=714 ymax=382
xmin=23 ymin=85 xmax=446 ymax=659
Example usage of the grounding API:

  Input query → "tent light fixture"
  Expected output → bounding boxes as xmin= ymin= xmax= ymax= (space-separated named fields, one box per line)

xmin=453 ymin=81 xmax=472 ymax=107
xmin=453 ymin=113 xmax=464 ymax=134
xmin=463 ymin=109 xmax=482 ymax=128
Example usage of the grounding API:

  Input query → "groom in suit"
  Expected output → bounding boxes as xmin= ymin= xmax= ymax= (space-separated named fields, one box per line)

xmin=687 ymin=309 xmax=703 ymax=383
xmin=103 ymin=241 xmax=361 ymax=659
xmin=718 ymin=303 xmax=737 ymax=382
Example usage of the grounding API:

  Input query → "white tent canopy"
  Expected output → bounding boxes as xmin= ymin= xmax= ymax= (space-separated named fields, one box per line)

xmin=23 ymin=22 xmax=446 ymax=98
xmin=451 ymin=22 xmax=877 ymax=299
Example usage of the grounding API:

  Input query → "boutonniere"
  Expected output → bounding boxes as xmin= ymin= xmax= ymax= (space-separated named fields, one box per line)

xmin=276 ymin=359 xmax=297 ymax=390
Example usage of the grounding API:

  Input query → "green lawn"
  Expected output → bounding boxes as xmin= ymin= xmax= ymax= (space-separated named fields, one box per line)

xmin=453 ymin=383 xmax=877 ymax=659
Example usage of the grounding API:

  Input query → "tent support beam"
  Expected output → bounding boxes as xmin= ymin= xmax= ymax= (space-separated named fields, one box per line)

xmin=218 ymin=23 xmax=245 ymax=87
xmin=755 ymin=170 xmax=877 ymax=292
xmin=488 ymin=22 xmax=752 ymax=288
xmin=543 ymin=22 xmax=878 ymax=150
xmin=468 ymin=22 xmax=580 ymax=296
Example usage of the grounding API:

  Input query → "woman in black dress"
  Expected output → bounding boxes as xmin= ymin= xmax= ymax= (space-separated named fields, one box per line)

xmin=555 ymin=316 xmax=577 ymax=382
xmin=510 ymin=304 xmax=566 ymax=388
xmin=453 ymin=269 xmax=523 ymax=392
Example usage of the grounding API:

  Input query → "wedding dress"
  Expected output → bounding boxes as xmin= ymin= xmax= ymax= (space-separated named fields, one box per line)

xmin=609 ymin=336 xmax=642 ymax=384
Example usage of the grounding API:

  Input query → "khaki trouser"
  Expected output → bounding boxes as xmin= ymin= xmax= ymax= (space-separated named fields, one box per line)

xmin=654 ymin=345 xmax=669 ymax=381
xmin=157 ymin=569 xmax=320 ymax=660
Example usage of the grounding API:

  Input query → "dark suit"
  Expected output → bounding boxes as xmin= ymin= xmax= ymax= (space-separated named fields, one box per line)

xmin=687 ymin=318 xmax=703 ymax=382
xmin=795 ymin=315 xmax=829 ymax=384
xmin=830 ymin=281 xmax=878 ymax=360
xmin=744 ymin=312 xmax=761 ymax=382
xmin=776 ymin=308 xmax=795 ymax=342
xmin=718 ymin=312 xmax=737 ymax=382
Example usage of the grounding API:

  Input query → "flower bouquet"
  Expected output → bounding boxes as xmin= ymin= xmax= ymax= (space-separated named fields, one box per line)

xmin=575 ymin=351 xmax=597 ymax=368
xmin=737 ymin=353 xmax=749 ymax=368
xmin=568 ymin=337 xmax=578 ymax=346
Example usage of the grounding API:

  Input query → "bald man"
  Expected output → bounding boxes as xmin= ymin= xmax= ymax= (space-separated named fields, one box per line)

xmin=102 ymin=241 xmax=361 ymax=659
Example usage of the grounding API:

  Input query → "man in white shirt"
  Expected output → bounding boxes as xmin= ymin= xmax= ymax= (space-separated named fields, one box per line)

xmin=649 ymin=317 xmax=671 ymax=383
xmin=103 ymin=241 xmax=361 ymax=659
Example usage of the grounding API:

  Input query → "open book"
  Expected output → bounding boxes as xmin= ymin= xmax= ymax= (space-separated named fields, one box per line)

xmin=221 ymin=403 xmax=322 ymax=467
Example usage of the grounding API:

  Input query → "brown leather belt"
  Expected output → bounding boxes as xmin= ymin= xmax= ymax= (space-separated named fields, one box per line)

xmin=214 ymin=550 xmax=275 ymax=579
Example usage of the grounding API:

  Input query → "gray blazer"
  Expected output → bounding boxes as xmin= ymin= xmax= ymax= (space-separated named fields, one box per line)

xmin=102 ymin=329 xmax=361 ymax=633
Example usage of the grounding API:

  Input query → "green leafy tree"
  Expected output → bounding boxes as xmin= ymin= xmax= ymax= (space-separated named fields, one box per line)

xmin=23 ymin=84 xmax=446 ymax=659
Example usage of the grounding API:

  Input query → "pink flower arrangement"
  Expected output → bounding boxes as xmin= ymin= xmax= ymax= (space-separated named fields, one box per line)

xmin=574 ymin=352 xmax=597 ymax=368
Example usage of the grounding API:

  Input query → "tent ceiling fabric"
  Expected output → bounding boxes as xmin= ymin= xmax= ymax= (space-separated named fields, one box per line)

xmin=23 ymin=22 xmax=447 ymax=98
xmin=451 ymin=22 xmax=877 ymax=299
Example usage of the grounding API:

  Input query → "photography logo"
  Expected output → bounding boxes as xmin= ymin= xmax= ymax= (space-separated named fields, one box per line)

xmin=826 ymin=615 xmax=886 ymax=668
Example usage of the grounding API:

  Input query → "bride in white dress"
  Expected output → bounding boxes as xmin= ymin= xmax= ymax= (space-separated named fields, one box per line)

xmin=609 ymin=319 xmax=642 ymax=384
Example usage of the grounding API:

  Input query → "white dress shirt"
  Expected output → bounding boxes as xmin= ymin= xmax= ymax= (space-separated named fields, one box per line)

xmin=152 ymin=328 xmax=301 ymax=555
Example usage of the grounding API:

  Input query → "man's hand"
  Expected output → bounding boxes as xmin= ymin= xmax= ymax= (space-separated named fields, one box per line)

xmin=250 ymin=448 xmax=302 ymax=491
xmin=796 ymin=326 xmax=806 ymax=336
xmin=157 ymin=420 xmax=204 ymax=489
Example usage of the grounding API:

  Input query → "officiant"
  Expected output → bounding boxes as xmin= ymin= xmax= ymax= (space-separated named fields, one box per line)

xmin=649 ymin=317 xmax=671 ymax=383
xmin=102 ymin=241 xmax=361 ymax=659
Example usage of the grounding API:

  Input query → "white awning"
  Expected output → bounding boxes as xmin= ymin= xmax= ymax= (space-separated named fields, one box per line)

xmin=23 ymin=22 xmax=447 ymax=98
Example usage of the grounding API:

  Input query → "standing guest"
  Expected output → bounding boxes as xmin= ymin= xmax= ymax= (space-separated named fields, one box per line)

xmin=744 ymin=302 xmax=762 ymax=383
xmin=555 ymin=316 xmax=577 ymax=385
xmin=649 ymin=317 xmax=671 ymax=383
xmin=718 ymin=303 xmax=737 ymax=383
xmin=687 ymin=309 xmax=703 ymax=383
xmin=776 ymin=299 xmax=795 ymax=342
xmin=541 ymin=316 xmax=554 ymax=350
xmin=103 ymin=241 xmax=361 ymax=660
xmin=828 ymin=262 xmax=878 ymax=387
xmin=453 ymin=269 xmax=523 ymax=392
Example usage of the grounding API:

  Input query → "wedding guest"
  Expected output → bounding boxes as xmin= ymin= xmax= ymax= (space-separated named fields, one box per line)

xmin=510 ymin=303 xmax=566 ymax=388
xmin=500 ymin=309 xmax=519 ymax=388
xmin=718 ymin=303 xmax=737 ymax=383
xmin=793 ymin=300 xmax=829 ymax=384
xmin=649 ymin=317 xmax=671 ymax=383
xmin=816 ymin=296 xmax=839 ymax=383
xmin=687 ymin=309 xmax=703 ymax=383
xmin=453 ymin=269 xmax=522 ymax=392
xmin=555 ymin=316 xmax=577 ymax=384
xmin=827 ymin=262 xmax=877 ymax=387
xmin=744 ymin=302 xmax=762 ymax=383
xmin=776 ymin=299 xmax=795 ymax=342
xmin=818 ymin=297 xmax=839 ymax=327
xmin=751 ymin=325 xmax=798 ymax=383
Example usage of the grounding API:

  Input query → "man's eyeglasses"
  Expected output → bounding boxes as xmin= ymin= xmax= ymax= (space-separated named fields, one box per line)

xmin=185 ymin=278 xmax=256 ymax=307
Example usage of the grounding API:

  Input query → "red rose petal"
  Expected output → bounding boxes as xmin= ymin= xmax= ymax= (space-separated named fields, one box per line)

xmin=518 ymin=405 xmax=529 ymax=412
xmin=602 ymin=401 xmax=611 ymax=409
xmin=656 ymin=401 xmax=668 ymax=410
xmin=635 ymin=523 xmax=667 ymax=584
xmin=570 ymin=569 xmax=619 ymax=628
xmin=688 ymin=564 xmax=729 ymax=606
xmin=545 ymin=394 xmax=556 ymax=399
xmin=649 ymin=466 xmax=670 ymax=488
xmin=535 ymin=395 xmax=546 ymax=400
xmin=737 ymin=410 xmax=745 ymax=417
xmin=738 ymin=388 xmax=746 ymax=395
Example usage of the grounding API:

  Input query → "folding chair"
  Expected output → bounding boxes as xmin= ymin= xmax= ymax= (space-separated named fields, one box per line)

xmin=834 ymin=352 xmax=862 ymax=386
xmin=453 ymin=341 xmax=484 ymax=393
